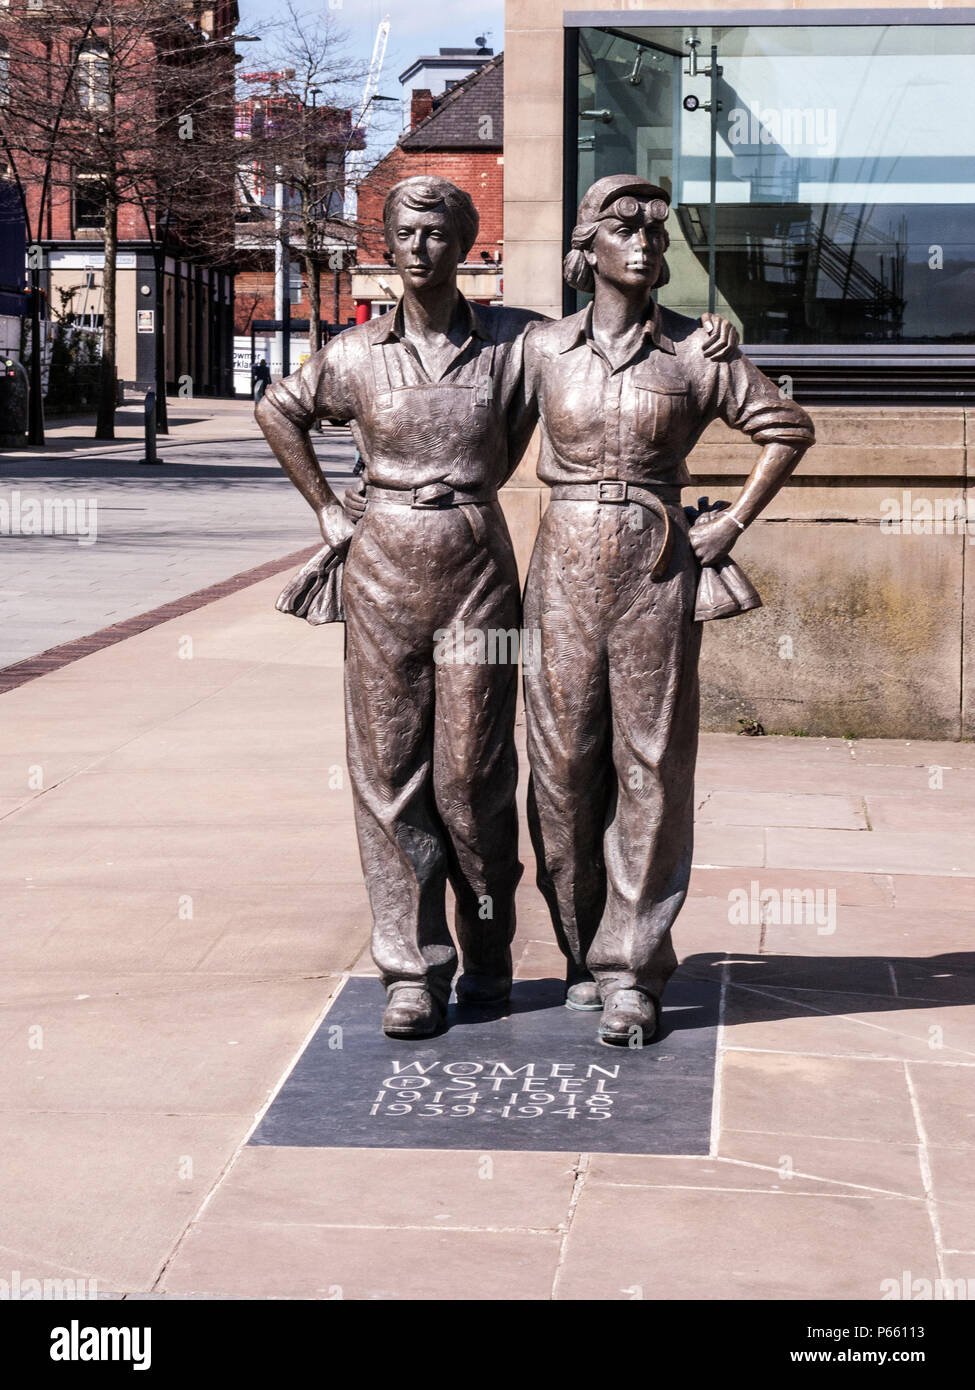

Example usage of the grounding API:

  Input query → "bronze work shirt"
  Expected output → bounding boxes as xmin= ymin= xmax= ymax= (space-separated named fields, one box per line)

xmin=523 ymin=302 xmax=814 ymax=488
xmin=261 ymin=295 xmax=545 ymax=492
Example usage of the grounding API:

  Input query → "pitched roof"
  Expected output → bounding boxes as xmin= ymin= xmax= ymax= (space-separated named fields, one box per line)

xmin=399 ymin=52 xmax=503 ymax=151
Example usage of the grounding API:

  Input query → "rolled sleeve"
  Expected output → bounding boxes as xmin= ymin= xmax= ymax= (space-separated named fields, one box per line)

xmin=715 ymin=353 xmax=815 ymax=449
xmin=262 ymin=337 xmax=354 ymax=430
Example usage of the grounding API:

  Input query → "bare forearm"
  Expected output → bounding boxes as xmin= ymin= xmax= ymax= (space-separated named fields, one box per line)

xmin=689 ymin=440 xmax=809 ymax=565
xmin=255 ymin=398 xmax=355 ymax=550
xmin=727 ymin=441 xmax=808 ymax=527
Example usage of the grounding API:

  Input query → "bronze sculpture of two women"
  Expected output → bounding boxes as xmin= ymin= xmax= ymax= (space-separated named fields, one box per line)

xmin=257 ymin=174 xmax=814 ymax=1045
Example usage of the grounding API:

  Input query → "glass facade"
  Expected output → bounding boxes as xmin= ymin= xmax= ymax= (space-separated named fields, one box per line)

xmin=574 ymin=22 xmax=975 ymax=347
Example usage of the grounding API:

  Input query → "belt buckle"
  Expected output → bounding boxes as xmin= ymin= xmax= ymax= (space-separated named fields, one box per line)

xmin=597 ymin=480 xmax=628 ymax=503
xmin=412 ymin=484 xmax=454 ymax=509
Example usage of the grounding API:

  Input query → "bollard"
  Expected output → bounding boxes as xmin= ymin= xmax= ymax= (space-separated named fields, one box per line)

xmin=139 ymin=387 xmax=162 ymax=465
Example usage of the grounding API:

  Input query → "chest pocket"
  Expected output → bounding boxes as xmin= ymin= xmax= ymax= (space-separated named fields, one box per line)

xmin=629 ymin=366 xmax=688 ymax=443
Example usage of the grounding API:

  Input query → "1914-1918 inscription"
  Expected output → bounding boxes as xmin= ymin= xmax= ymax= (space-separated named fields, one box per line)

xmin=252 ymin=976 xmax=720 ymax=1155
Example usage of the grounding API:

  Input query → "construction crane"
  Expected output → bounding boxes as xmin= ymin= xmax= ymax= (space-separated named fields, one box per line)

xmin=343 ymin=15 xmax=391 ymax=224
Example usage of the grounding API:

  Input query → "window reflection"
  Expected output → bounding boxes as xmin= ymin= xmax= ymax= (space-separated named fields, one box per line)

xmin=577 ymin=25 xmax=975 ymax=345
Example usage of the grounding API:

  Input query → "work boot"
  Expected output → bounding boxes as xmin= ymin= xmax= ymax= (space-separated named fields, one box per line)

xmin=597 ymin=988 xmax=658 ymax=1046
xmin=565 ymin=967 xmax=602 ymax=1011
xmin=382 ymin=984 xmax=445 ymax=1039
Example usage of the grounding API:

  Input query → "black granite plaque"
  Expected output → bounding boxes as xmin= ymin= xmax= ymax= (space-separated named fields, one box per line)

xmin=252 ymin=975 xmax=719 ymax=1155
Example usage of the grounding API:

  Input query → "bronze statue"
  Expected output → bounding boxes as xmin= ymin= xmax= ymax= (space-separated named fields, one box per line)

xmin=256 ymin=176 xmax=545 ymax=1038
xmin=257 ymin=172 xmax=748 ymax=1042
xmin=521 ymin=175 xmax=815 ymax=1045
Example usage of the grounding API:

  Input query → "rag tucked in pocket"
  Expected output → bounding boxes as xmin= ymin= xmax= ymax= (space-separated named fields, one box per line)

xmin=685 ymin=497 xmax=763 ymax=623
xmin=276 ymin=543 xmax=347 ymax=625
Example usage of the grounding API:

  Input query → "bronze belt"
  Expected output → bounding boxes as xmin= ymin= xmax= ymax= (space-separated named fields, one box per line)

xmin=548 ymin=480 xmax=676 ymax=579
xmin=365 ymin=482 xmax=498 ymax=509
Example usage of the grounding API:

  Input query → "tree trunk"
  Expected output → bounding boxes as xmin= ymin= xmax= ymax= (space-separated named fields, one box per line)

xmin=307 ymin=255 xmax=321 ymax=354
xmin=95 ymin=188 xmax=118 ymax=440
xmin=154 ymin=245 xmax=168 ymax=433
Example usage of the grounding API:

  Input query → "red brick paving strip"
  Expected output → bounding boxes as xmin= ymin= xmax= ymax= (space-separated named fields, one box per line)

xmin=0 ymin=545 xmax=321 ymax=694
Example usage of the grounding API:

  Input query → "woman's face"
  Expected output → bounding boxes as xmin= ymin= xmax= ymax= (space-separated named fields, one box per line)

xmin=586 ymin=205 xmax=666 ymax=296
xmin=388 ymin=204 xmax=463 ymax=292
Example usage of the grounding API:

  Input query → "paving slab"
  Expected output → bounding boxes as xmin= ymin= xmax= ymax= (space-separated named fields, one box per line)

xmin=696 ymin=789 xmax=868 ymax=830
xmin=0 ymin=973 xmax=339 ymax=1114
xmin=0 ymin=885 xmax=371 ymax=976
xmin=199 ymin=1146 xmax=579 ymax=1232
xmin=767 ymin=826 xmax=975 ymax=877
xmin=905 ymin=1062 xmax=975 ymax=1150
xmin=716 ymin=1132 xmax=926 ymax=1199
xmin=687 ymin=865 xmax=893 ymax=908
xmin=161 ymin=1221 xmax=563 ymax=1300
xmin=0 ymin=1112 xmax=246 ymax=1291
xmin=717 ymin=1051 xmax=919 ymax=1143
xmin=556 ymin=1182 xmax=938 ymax=1300
xmin=584 ymin=1148 xmax=923 ymax=1198
xmin=926 ymin=1146 xmax=975 ymax=1251
xmin=722 ymin=984 xmax=975 ymax=1063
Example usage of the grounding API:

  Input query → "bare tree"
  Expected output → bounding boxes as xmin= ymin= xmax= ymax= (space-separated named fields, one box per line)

xmin=0 ymin=0 xmax=240 ymax=438
xmin=236 ymin=2 xmax=396 ymax=353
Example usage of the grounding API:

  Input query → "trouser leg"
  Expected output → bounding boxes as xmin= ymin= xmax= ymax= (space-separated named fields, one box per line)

xmin=434 ymin=641 xmax=521 ymax=978
xmin=523 ymin=507 xmax=613 ymax=978
xmin=343 ymin=544 xmax=456 ymax=1007
xmin=433 ymin=506 xmax=523 ymax=979
xmin=587 ymin=510 xmax=702 ymax=1002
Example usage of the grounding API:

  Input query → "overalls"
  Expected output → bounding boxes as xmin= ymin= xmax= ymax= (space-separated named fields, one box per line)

xmin=521 ymin=303 xmax=815 ymax=1004
xmin=341 ymin=311 xmax=525 ymax=1007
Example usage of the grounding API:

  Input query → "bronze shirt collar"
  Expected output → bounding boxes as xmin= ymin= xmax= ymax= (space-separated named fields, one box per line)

xmin=369 ymin=293 xmax=492 ymax=346
xmin=557 ymin=301 xmax=675 ymax=357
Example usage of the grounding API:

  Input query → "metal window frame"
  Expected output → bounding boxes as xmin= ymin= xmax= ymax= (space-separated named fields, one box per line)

xmin=561 ymin=10 xmax=975 ymax=368
xmin=565 ymin=9 xmax=975 ymax=28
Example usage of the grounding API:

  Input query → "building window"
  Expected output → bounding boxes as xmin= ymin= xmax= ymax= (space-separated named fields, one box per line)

xmin=573 ymin=20 xmax=975 ymax=349
xmin=76 ymin=44 xmax=109 ymax=111
xmin=0 ymin=50 xmax=8 ymax=106
xmin=74 ymin=174 xmax=107 ymax=230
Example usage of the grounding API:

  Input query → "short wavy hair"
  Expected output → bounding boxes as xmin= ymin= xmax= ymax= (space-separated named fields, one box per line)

xmin=383 ymin=176 xmax=480 ymax=260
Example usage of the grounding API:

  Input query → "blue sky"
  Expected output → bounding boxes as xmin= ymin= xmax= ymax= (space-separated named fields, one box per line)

xmin=237 ymin=0 xmax=505 ymax=105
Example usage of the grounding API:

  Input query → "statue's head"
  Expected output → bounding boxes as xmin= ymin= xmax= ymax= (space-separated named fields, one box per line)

xmin=383 ymin=176 xmax=480 ymax=292
xmin=564 ymin=176 xmax=671 ymax=296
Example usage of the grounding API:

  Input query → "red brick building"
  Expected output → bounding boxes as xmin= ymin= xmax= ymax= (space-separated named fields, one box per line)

xmin=233 ymin=89 xmax=358 ymax=335
xmin=231 ymin=80 xmax=360 ymax=391
xmin=354 ymin=53 xmax=504 ymax=318
xmin=0 ymin=0 xmax=240 ymax=396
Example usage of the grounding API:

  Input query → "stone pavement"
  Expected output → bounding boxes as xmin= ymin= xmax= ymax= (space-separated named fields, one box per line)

xmin=1 ymin=572 xmax=973 ymax=1300
xmin=0 ymin=398 xmax=356 ymax=668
